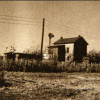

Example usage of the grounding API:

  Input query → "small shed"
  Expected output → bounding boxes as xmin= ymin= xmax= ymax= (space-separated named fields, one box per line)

xmin=4 ymin=52 xmax=41 ymax=62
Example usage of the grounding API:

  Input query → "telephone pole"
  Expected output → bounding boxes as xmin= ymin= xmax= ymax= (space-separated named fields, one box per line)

xmin=41 ymin=18 xmax=45 ymax=60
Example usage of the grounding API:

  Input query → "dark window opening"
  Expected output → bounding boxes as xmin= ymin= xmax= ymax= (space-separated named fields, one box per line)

xmin=67 ymin=47 xmax=69 ymax=53
xmin=67 ymin=56 xmax=70 ymax=61
xmin=58 ymin=45 xmax=65 ymax=61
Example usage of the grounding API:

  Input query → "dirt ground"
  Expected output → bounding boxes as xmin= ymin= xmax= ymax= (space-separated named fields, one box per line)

xmin=0 ymin=72 xmax=100 ymax=100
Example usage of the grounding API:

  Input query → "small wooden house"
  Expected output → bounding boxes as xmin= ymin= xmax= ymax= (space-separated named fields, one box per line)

xmin=48 ymin=35 xmax=88 ymax=62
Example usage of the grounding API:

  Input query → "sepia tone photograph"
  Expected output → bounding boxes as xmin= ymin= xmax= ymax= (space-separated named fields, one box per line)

xmin=0 ymin=0 xmax=100 ymax=100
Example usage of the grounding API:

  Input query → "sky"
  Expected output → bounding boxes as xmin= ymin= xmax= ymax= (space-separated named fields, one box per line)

xmin=0 ymin=1 xmax=100 ymax=55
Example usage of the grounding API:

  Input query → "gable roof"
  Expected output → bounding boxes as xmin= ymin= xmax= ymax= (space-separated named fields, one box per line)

xmin=54 ymin=36 xmax=88 ymax=45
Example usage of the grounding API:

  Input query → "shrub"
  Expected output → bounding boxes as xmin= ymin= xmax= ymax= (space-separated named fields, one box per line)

xmin=0 ymin=58 xmax=100 ymax=73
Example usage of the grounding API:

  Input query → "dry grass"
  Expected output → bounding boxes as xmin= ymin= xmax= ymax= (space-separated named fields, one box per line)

xmin=0 ymin=72 xmax=100 ymax=100
xmin=1 ymin=59 xmax=100 ymax=73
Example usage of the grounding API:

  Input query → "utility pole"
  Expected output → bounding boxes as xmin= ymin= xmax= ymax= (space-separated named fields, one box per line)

xmin=41 ymin=18 xmax=45 ymax=60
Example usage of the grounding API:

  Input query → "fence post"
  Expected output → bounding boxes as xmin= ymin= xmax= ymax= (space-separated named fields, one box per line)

xmin=15 ymin=54 xmax=19 ymax=62
xmin=3 ymin=54 xmax=7 ymax=62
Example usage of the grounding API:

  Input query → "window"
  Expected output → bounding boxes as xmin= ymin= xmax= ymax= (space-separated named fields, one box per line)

xmin=67 ymin=47 xmax=69 ymax=53
xmin=67 ymin=56 xmax=70 ymax=61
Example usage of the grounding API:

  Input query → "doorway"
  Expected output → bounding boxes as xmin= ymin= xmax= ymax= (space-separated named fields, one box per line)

xmin=58 ymin=45 xmax=65 ymax=61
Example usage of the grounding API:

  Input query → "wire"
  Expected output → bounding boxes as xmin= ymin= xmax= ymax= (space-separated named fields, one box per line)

xmin=46 ymin=19 xmax=100 ymax=34
xmin=46 ymin=24 xmax=100 ymax=39
xmin=46 ymin=21 xmax=86 ymax=33
xmin=0 ymin=15 xmax=99 ymax=39
xmin=46 ymin=20 xmax=68 ymax=29
xmin=46 ymin=24 xmax=69 ymax=32
xmin=0 ymin=18 xmax=42 ymax=24
xmin=46 ymin=26 xmax=75 ymax=37
xmin=46 ymin=20 xmax=100 ymax=35
xmin=0 ymin=21 xmax=42 ymax=26
xmin=46 ymin=19 xmax=77 ymax=30
xmin=0 ymin=14 xmax=40 ymax=20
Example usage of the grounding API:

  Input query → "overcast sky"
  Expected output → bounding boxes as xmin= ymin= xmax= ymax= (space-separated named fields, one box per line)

xmin=0 ymin=1 xmax=100 ymax=55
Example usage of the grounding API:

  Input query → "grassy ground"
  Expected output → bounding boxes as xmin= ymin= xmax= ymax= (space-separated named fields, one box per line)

xmin=0 ymin=72 xmax=100 ymax=100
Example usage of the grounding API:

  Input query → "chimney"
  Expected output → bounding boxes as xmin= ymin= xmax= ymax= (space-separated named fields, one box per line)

xmin=78 ymin=35 xmax=81 ymax=37
xmin=61 ymin=37 xmax=63 ymax=39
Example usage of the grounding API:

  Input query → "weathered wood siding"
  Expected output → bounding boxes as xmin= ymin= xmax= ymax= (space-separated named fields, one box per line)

xmin=65 ymin=44 xmax=74 ymax=62
xmin=48 ymin=48 xmax=58 ymax=60
xmin=74 ymin=37 xmax=87 ymax=62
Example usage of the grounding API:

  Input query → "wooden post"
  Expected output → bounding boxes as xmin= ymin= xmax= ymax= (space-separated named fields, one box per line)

xmin=41 ymin=18 xmax=45 ymax=60
xmin=49 ymin=38 xmax=51 ymax=47
xmin=3 ymin=54 xmax=7 ymax=62
xmin=15 ymin=54 xmax=19 ymax=62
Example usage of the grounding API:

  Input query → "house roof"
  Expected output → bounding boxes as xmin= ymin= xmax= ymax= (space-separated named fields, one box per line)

xmin=4 ymin=52 xmax=31 ymax=55
xmin=48 ymin=45 xmax=64 ymax=48
xmin=54 ymin=35 xmax=88 ymax=45
xmin=4 ymin=52 xmax=23 ymax=54
xmin=48 ymin=45 xmax=58 ymax=48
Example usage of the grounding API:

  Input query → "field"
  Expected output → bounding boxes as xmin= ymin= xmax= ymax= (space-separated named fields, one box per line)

xmin=0 ymin=72 xmax=100 ymax=100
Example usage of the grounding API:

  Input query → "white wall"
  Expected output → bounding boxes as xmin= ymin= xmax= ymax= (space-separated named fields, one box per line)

xmin=65 ymin=43 xmax=74 ymax=61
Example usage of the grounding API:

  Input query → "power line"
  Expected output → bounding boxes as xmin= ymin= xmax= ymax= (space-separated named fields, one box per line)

xmin=46 ymin=23 xmax=63 ymax=29
xmin=46 ymin=20 xmax=100 ymax=36
xmin=46 ymin=25 xmax=76 ymax=37
xmin=46 ymin=19 xmax=78 ymax=31
xmin=46 ymin=20 xmax=68 ymax=29
xmin=0 ymin=14 xmax=40 ymax=20
xmin=46 ymin=23 xmax=81 ymax=35
xmin=0 ymin=21 xmax=42 ymax=26
xmin=46 ymin=24 xmax=100 ymax=39
xmin=0 ymin=18 xmax=42 ymax=24
xmin=46 ymin=24 xmax=69 ymax=33
xmin=0 ymin=15 xmax=99 ymax=39
xmin=46 ymin=19 xmax=100 ymax=34
xmin=1 ymin=15 xmax=100 ymax=33
xmin=46 ymin=25 xmax=73 ymax=34
xmin=46 ymin=21 xmax=84 ymax=34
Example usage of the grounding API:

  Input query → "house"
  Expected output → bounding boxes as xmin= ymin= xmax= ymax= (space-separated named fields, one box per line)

xmin=48 ymin=35 xmax=88 ymax=62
